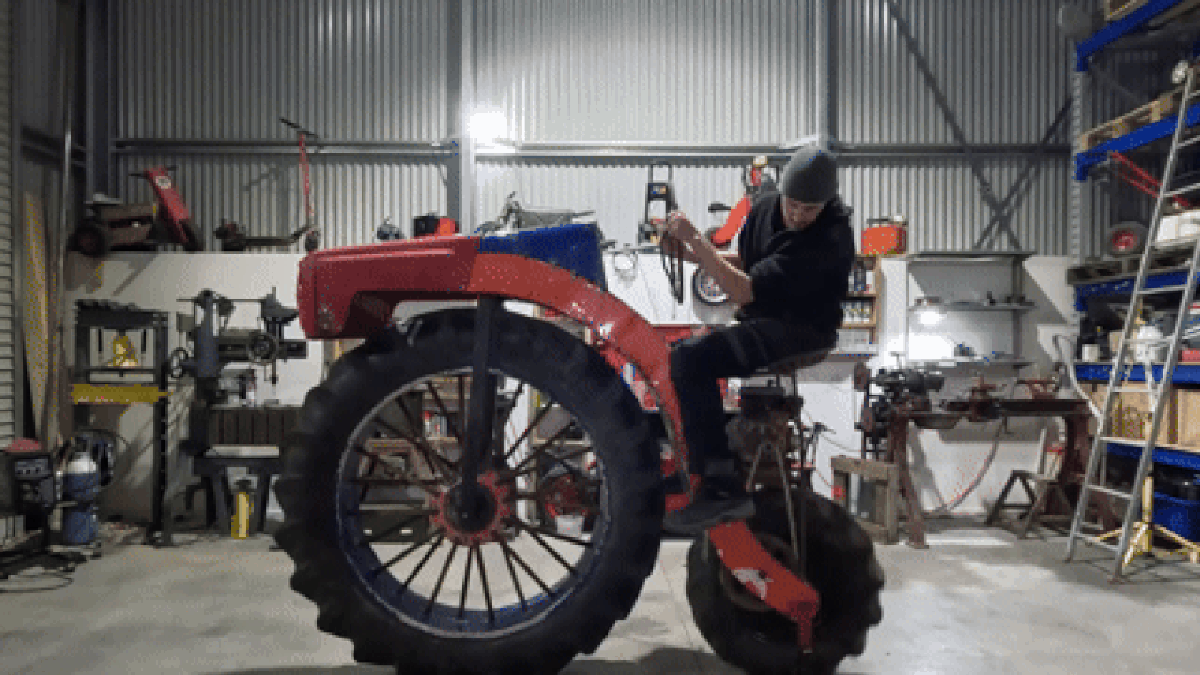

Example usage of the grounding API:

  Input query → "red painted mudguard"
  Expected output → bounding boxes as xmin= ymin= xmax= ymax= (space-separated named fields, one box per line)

xmin=296 ymin=235 xmax=818 ymax=644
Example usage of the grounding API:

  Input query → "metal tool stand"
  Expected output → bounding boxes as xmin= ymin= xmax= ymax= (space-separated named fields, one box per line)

xmin=71 ymin=301 xmax=173 ymax=546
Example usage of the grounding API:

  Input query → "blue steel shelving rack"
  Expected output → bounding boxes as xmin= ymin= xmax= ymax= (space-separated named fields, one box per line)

xmin=1071 ymin=0 xmax=1200 ymax=472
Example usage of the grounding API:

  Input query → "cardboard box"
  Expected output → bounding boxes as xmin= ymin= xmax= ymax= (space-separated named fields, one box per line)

xmin=860 ymin=225 xmax=906 ymax=255
xmin=1176 ymin=389 xmax=1200 ymax=448
xmin=1084 ymin=383 xmax=1178 ymax=445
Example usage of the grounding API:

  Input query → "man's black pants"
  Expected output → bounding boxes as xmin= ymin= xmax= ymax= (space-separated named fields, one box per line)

xmin=669 ymin=318 xmax=834 ymax=477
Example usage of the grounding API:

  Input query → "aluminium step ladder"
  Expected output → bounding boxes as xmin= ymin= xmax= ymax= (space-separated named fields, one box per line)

xmin=1065 ymin=60 xmax=1200 ymax=580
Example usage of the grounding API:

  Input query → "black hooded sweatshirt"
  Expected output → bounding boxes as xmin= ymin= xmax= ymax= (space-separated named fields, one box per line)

xmin=734 ymin=191 xmax=856 ymax=335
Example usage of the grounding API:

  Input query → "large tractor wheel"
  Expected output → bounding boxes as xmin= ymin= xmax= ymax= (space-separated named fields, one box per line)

xmin=274 ymin=308 xmax=664 ymax=674
xmin=686 ymin=490 xmax=885 ymax=675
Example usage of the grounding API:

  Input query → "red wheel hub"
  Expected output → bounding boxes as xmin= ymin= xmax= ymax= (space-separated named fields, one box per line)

xmin=430 ymin=471 xmax=514 ymax=546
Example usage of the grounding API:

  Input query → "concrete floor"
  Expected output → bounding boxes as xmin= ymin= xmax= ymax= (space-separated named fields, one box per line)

xmin=2 ymin=518 xmax=1200 ymax=675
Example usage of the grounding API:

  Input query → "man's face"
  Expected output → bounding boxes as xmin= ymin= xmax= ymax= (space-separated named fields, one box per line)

xmin=781 ymin=196 xmax=827 ymax=230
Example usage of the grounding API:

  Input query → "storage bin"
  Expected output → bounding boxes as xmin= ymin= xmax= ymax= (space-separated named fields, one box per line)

xmin=1153 ymin=491 xmax=1200 ymax=543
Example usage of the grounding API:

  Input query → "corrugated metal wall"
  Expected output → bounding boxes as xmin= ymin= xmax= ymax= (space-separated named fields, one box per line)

xmin=109 ymin=0 xmax=1078 ymax=254
xmin=0 ymin=0 xmax=16 ymax=443
xmin=112 ymin=0 xmax=447 ymax=141
xmin=473 ymin=0 xmax=821 ymax=144
xmin=840 ymin=0 xmax=1068 ymax=144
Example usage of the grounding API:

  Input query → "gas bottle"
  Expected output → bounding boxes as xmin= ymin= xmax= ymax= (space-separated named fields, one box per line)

xmin=63 ymin=448 xmax=101 ymax=503
xmin=63 ymin=448 xmax=101 ymax=545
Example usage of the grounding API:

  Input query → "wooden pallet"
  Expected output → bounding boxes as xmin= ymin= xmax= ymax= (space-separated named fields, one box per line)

xmin=1106 ymin=0 xmax=1200 ymax=23
xmin=1066 ymin=242 xmax=1197 ymax=284
xmin=1078 ymin=86 xmax=1192 ymax=152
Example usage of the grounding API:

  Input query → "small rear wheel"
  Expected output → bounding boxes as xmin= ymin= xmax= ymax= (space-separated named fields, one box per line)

xmin=686 ymin=490 xmax=885 ymax=675
xmin=274 ymin=308 xmax=664 ymax=674
xmin=70 ymin=219 xmax=112 ymax=258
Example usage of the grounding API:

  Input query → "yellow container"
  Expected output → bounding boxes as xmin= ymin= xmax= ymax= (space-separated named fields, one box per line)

xmin=231 ymin=480 xmax=253 ymax=539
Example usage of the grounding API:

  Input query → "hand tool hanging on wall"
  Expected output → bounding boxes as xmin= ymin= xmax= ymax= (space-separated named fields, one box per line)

xmin=281 ymin=117 xmax=322 ymax=252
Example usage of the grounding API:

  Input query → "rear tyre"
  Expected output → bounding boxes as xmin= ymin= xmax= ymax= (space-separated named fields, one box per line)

xmin=274 ymin=309 xmax=664 ymax=674
xmin=70 ymin=219 xmax=111 ymax=258
xmin=686 ymin=491 xmax=885 ymax=675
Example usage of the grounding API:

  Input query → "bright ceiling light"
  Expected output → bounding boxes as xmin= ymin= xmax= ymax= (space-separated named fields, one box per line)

xmin=468 ymin=110 xmax=508 ymax=145
xmin=918 ymin=308 xmax=944 ymax=326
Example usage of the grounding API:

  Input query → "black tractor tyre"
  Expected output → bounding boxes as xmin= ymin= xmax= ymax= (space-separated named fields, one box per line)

xmin=686 ymin=490 xmax=885 ymax=675
xmin=273 ymin=308 xmax=665 ymax=675
xmin=70 ymin=219 xmax=112 ymax=258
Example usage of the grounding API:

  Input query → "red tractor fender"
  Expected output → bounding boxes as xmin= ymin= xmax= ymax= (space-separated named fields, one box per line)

xmin=296 ymin=236 xmax=819 ymax=640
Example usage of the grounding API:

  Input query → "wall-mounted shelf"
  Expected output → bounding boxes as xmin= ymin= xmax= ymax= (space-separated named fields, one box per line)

xmin=902 ymin=251 xmax=1033 ymax=368
xmin=902 ymin=250 xmax=1036 ymax=265
xmin=907 ymin=302 xmax=1036 ymax=313
xmin=909 ymin=357 xmax=1032 ymax=371
xmin=840 ymin=254 xmax=884 ymax=352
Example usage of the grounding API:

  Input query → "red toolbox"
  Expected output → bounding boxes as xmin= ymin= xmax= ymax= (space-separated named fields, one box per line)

xmin=861 ymin=217 xmax=907 ymax=255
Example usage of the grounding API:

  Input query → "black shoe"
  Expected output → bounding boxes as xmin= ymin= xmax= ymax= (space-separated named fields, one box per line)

xmin=662 ymin=476 xmax=755 ymax=537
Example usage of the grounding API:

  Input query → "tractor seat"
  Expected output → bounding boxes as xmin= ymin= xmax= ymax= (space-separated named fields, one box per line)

xmin=740 ymin=348 xmax=832 ymax=401
xmin=753 ymin=348 xmax=832 ymax=376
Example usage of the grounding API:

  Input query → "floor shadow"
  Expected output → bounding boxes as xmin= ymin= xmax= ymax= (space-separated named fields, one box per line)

xmin=207 ymin=647 xmax=754 ymax=675
xmin=204 ymin=662 xmax=386 ymax=667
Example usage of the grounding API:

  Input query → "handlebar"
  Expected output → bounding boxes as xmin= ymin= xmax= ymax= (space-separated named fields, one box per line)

xmin=280 ymin=117 xmax=320 ymax=138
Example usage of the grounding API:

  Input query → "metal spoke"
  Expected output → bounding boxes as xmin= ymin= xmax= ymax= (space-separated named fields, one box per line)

xmin=361 ymin=509 xmax=436 ymax=546
xmin=514 ymin=519 xmax=593 ymax=549
xmin=376 ymin=408 xmax=459 ymax=477
xmin=346 ymin=474 xmax=441 ymax=498
xmin=475 ymin=545 xmax=495 ymax=626
xmin=499 ymin=539 xmax=528 ymax=612
xmin=504 ymin=442 xmax=589 ymax=480
xmin=503 ymin=397 xmax=556 ymax=461
xmin=499 ymin=381 xmax=527 ymax=431
xmin=499 ymin=538 xmax=554 ymax=598
xmin=458 ymin=374 xmax=467 ymax=441
xmin=424 ymin=543 xmax=459 ymax=618
xmin=399 ymin=532 xmax=445 ymax=593
xmin=371 ymin=526 xmax=444 ymax=575
xmin=359 ymin=455 xmax=379 ymax=503
xmin=458 ymin=544 xmax=475 ymax=619
xmin=426 ymin=381 xmax=464 ymax=447
xmin=520 ymin=523 xmax=579 ymax=576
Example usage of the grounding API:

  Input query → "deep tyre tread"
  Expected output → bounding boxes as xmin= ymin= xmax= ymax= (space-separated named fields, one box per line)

xmin=274 ymin=309 xmax=664 ymax=674
xmin=686 ymin=491 xmax=885 ymax=675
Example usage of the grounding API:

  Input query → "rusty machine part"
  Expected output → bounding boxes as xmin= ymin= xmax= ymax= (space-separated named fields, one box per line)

xmin=855 ymin=366 xmax=947 ymax=454
xmin=728 ymin=383 xmax=807 ymax=491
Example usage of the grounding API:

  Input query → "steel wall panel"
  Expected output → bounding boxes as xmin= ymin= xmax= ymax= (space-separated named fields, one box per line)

xmin=110 ymin=0 xmax=448 ymax=141
xmin=473 ymin=0 xmax=821 ymax=144
xmin=840 ymin=0 xmax=1072 ymax=145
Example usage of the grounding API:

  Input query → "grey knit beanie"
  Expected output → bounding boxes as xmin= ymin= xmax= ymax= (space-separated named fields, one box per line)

xmin=780 ymin=144 xmax=838 ymax=203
